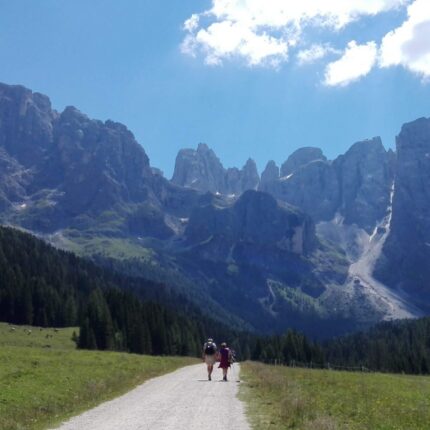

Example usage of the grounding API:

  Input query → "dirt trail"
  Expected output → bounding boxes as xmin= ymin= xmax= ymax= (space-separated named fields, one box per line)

xmin=53 ymin=363 xmax=250 ymax=430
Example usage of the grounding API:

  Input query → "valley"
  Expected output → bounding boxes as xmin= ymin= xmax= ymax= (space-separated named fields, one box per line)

xmin=0 ymin=82 xmax=429 ymax=337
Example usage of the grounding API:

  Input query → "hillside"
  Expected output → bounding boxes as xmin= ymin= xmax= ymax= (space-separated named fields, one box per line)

xmin=0 ymin=225 xmax=250 ymax=356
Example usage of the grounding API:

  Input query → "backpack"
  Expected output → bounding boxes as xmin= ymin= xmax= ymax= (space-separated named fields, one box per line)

xmin=205 ymin=342 xmax=216 ymax=355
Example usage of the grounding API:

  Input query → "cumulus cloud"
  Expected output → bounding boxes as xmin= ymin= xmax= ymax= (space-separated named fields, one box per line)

xmin=380 ymin=0 xmax=430 ymax=78
xmin=191 ymin=20 xmax=289 ymax=67
xmin=297 ymin=44 xmax=340 ymax=65
xmin=182 ymin=0 xmax=407 ymax=68
xmin=324 ymin=41 xmax=378 ymax=86
xmin=182 ymin=0 xmax=430 ymax=85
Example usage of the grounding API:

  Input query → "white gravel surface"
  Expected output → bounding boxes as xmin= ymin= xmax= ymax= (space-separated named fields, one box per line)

xmin=53 ymin=363 xmax=250 ymax=430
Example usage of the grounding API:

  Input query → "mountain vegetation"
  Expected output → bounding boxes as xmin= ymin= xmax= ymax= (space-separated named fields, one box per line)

xmin=325 ymin=317 xmax=430 ymax=374
xmin=3 ymin=225 xmax=430 ymax=375
xmin=0 ymin=226 xmax=248 ymax=356
xmin=254 ymin=317 xmax=430 ymax=375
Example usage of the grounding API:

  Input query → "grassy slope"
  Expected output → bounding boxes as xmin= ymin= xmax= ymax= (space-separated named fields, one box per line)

xmin=240 ymin=361 xmax=430 ymax=430
xmin=51 ymin=230 xmax=156 ymax=261
xmin=0 ymin=323 xmax=197 ymax=430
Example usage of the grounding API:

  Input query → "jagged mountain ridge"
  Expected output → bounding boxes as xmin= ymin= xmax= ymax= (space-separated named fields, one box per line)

xmin=0 ymin=83 xmax=201 ymax=237
xmin=0 ymin=81 xmax=427 ymax=337
xmin=173 ymin=138 xmax=393 ymax=233
xmin=171 ymin=143 xmax=259 ymax=195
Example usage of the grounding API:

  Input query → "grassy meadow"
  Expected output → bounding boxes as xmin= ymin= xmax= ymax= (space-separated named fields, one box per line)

xmin=0 ymin=322 xmax=197 ymax=430
xmin=240 ymin=361 xmax=430 ymax=430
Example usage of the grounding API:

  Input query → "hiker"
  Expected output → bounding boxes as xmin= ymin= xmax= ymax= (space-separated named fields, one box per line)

xmin=218 ymin=342 xmax=232 ymax=381
xmin=202 ymin=338 xmax=217 ymax=381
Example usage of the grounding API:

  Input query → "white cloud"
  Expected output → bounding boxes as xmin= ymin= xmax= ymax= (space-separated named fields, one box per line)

xmin=182 ymin=0 xmax=408 ymax=68
xmin=183 ymin=14 xmax=200 ymax=32
xmin=297 ymin=44 xmax=339 ymax=65
xmin=324 ymin=41 xmax=378 ymax=86
xmin=182 ymin=0 xmax=430 ymax=86
xmin=380 ymin=0 xmax=430 ymax=78
xmin=193 ymin=21 xmax=289 ymax=67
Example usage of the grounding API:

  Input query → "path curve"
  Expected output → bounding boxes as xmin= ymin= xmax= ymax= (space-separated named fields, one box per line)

xmin=52 ymin=363 xmax=250 ymax=430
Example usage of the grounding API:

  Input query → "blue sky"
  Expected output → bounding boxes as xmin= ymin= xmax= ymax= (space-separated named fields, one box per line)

xmin=1 ymin=0 xmax=429 ymax=177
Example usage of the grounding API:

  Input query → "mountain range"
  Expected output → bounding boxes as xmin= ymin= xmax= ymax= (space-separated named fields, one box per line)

xmin=0 ymin=81 xmax=428 ymax=338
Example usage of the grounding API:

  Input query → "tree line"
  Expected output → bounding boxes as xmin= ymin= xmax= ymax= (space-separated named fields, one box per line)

xmin=324 ymin=317 xmax=430 ymax=374
xmin=248 ymin=318 xmax=430 ymax=375
xmin=2 ymin=226 xmax=430 ymax=374
xmin=0 ymin=226 xmax=247 ymax=356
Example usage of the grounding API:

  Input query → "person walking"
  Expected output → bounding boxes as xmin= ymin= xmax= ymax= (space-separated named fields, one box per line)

xmin=202 ymin=338 xmax=217 ymax=381
xmin=218 ymin=342 xmax=232 ymax=381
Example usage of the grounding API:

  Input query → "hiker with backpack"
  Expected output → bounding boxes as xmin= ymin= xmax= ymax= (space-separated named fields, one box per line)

xmin=202 ymin=338 xmax=217 ymax=381
xmin=218 ymin=342 xmax=233 ymax=381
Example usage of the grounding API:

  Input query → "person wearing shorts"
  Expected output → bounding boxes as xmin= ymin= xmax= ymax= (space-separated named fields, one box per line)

xmin=202 ymin=338 xmax=217 ymax=381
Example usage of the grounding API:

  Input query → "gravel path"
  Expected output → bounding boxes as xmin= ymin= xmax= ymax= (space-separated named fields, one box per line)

xmin=53 ymin=363 xmax=250 ymax=430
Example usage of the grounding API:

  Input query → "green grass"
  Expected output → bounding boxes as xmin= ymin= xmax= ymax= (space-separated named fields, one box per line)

xmin=0 ymin=323 xmax=197 ymax=430
xmin=52 ymin=230 xmax=155 ymax=261
xmin=0 ymin=323 xmax=77 ymax=350
xmin=240 ymin=361 xmax=430 ymax=430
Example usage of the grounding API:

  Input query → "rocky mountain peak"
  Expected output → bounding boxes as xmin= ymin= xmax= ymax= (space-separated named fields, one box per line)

xmin=171 ymin=143 xmax=225 ymax=193
xmin=197 ymin=142 xmax=210 ymax=152
xmin=334 ymin=136 xmax=392 ymax=231
xmin=241 ymin=158 xmax=260 ymax=191
xmin=62 ymin=105 xmax=85 ymax=117
xmin=0 ymin=81 xmax=166 ymax=232
xmin=280 ymin=147 xmax=326 ymax=177
xmin=0 ymin=83 xmax=55 ymax=167
xmin=171 ymin=145 xmax=259 ymax=195
xmin=260 ymin=160 xmax=279 ymax=187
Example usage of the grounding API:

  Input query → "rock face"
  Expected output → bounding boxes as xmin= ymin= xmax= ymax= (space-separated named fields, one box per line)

xmin=334 ymin=137 xmax=393 ymax=232
xmin=265 ymin=159 xmax=340 ymax=221
xmin=262 ymin=140 xmax=393 ymax=230
xmin=47 ymin=106 xmax=154 ymax=215
xmin=259 ymin=160 xmax=279 ymax=188
xmin=171 ymin=143 xmax=226 ymax=193
xmin=171 ymin=145 xmax=259 ymax=195
xmin=181 ymin=190 xmax=332 ymax=331
xmin=172 ymin=140 xmax=393 ymax=232
xmin=240 ymin=158 xmax=260 ymax=191
xmin=280 ymin=147 xmax=326 ymax=177
xmin=0 ymin=83 xmax=56 ymax=168
xmin=0 ymin=83 xmax=197 ymax=236
xmin=0 ymin=148 xmax=29 ymax=210
xmin=185 ymin=190 xmax=316 ymax=258
xmin=375 ymin=117 xmax=430 ymax=306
